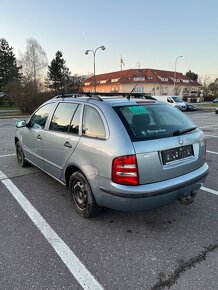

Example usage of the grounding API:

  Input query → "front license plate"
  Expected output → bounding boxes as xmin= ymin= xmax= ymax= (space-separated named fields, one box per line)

xmin=161 ymin=145 xmax=194 ymax=165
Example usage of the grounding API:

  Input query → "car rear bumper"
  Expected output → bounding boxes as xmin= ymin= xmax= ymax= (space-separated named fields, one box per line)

xmin=95 ymin=163 xmax=209 ymax=212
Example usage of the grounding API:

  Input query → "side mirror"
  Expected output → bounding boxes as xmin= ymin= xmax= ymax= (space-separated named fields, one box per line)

xmin=167 ymin=98 xmax=173 ymax=103
xmin=16 ymin=120 xmax=27 ymax=128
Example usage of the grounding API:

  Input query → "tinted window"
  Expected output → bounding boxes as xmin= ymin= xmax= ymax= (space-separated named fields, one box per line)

xmin=69 ymin=105 xmax=81 ymax=135
xmin=30 ymin=103 xmax=55 ymax=129
xmin=114 ymin=104 xmax=196 ymax=141
xmin=82 ymin=106 xmax=106 ymax=138
xmin=49 ymin=103 xmax=78 ymax=132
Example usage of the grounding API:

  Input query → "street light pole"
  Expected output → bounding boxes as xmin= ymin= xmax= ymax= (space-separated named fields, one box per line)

xmin=173 ymin=55 xmax=183 ymax=95
xmin=85 ymin=46 xmax=106 ymax=92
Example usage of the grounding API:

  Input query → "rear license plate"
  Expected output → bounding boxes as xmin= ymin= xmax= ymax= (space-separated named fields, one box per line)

xmin=161 ymin=145 xmax=194 ymax=165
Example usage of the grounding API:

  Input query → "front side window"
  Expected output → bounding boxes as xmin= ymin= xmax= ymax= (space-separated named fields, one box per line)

xmin=30 ymin=103 xmax=55 ymax=129
xmin=114 ymin=104 xmax=196 ymax=141
xmin=49 ymin=102 xmax=78 ymax=133
xmin=82 ymin=106 xmax=106 ymax=139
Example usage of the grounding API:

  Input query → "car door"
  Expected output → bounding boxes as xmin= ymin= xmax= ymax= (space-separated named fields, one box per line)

xmin=21 ymin=103 xmax=55 ymax=169
xmin=43 ymin=102 xmax=82 ymax=179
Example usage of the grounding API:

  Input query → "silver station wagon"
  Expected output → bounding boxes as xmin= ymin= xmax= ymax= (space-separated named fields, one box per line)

xmin=15 ymin=93 xmax=209 ymax=217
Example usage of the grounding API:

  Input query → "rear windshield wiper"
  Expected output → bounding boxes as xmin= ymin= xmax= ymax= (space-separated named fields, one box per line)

xmin=173 ymin=126 xmax=197 ymax=136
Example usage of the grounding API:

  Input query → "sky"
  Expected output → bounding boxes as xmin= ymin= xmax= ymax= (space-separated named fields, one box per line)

xmin=1 ymin=0 xmax=218 ymax=81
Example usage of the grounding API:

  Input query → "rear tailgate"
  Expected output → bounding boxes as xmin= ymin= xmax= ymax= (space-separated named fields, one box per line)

xmin=133 ymin=131 xmax=205 ymax=185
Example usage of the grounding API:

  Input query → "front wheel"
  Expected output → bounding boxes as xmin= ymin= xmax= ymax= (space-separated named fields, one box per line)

xmin=16 ymin=141 xmax=28 ymax=167
xmin=69 ymin=171 xmax=101 ymax=218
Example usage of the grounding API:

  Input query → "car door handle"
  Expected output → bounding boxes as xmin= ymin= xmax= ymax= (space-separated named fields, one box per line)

xmin=37 ymin=134 xmax=42 ymax=140
xmin=64 ymin=141 xmax=72 ymax=148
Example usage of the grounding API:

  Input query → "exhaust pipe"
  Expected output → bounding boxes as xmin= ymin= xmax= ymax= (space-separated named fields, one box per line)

xmin=178 ymin=191 xmax=197 ymax=205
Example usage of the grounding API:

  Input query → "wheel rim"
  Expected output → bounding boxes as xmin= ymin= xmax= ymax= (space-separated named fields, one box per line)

xmin=72 ymin=181 xmax=88 ymax=210
xmin=16 ymin=144 xmax=23 ymax=165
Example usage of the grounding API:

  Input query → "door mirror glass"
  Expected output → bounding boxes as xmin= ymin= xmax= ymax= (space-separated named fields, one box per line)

xmin=16 ymin=120 xmax=26 ymax=128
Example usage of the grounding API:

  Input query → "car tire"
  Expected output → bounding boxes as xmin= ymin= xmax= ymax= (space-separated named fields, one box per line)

xmin=69 ymin=171 xmax=101 ymax=218
xmin=16 ymin=141 xmax=28 ymax=167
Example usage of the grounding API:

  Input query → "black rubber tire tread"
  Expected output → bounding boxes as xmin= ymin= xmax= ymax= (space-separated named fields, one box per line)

xmin=16 ymin=141 xmax=29 ymax=167
xmin=69 ymin=171 xmax=101 ymax=218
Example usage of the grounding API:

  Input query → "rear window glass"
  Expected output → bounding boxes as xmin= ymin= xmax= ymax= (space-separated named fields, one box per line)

xmin=114 ymin=104 xmax=196 ymax=141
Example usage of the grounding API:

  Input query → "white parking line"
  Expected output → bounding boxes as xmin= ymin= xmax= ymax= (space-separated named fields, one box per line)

xmin=0 ymin=153 xmax=16 ymax=158
xmin=200 ymin=124 xmax=218 ymax=128
xmin=207 ymin=150 xmax=218 ymax=155
xmin=205 ymin=134 xmax=218 ymax=138
xmin=201 ymin=186 xmax=218 ymax=196
xmin=0 ymin=169 xmax=104 ymax=290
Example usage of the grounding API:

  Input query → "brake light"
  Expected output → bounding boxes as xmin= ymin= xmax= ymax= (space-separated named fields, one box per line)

xmin=112 ymin=155 xmax=139 ymax=185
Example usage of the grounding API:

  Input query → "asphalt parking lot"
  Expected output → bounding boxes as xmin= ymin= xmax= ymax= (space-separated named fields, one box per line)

xmin=0 ymin=111 xmax=218 ymax=290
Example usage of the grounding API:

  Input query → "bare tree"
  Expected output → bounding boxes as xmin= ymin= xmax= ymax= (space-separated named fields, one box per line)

xmin=19 ymin=38 xmax=47 ymax=96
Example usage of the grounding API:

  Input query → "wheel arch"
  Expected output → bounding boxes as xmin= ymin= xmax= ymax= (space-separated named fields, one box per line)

xmin=65 ymin=165 xmax=82 ymax=188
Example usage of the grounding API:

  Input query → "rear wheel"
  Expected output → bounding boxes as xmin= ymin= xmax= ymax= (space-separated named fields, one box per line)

xmin=69 ymin=171 xmax=101 ymax=218
xmin=16 ymin=141 xmax=28 ymax=167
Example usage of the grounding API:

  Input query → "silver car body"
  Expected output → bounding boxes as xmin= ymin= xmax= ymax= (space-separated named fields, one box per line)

xmin=15 ymin=95 xmax=208 ymax=212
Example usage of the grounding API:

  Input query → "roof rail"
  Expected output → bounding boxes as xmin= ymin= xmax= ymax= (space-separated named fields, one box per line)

xmin=53 ymin=92 xmax=156 ymax=101
xmin=54 ymin=93 xmax=85 ymax=99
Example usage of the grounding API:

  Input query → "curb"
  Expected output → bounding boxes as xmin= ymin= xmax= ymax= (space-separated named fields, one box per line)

xmin=0 ymin=115 xmax=30 ymax=119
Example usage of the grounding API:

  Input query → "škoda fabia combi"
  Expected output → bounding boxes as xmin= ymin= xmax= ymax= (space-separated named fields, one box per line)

xmin=15 ymin=93 xmax=208 ymax=217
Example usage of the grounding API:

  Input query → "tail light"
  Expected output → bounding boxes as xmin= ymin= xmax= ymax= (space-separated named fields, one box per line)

xmin=112 ymin=155 xmax=139 ymax=185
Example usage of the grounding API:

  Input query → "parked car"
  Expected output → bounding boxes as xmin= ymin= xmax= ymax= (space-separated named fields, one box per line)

xmin=185 ymin=102 xmax=197 ymax=111
xmin=154 ymin=95 xmax=187 ymax=111
xmin=15 ymin=93 xmax=209 ymax=217
xmin=213 ymin=98 xmax=218 ymax=103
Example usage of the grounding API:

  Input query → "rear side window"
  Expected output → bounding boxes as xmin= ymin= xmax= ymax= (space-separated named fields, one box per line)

xmin=82 ymin=105 xmax=106 ymax=139
xmin=49 ymin=102 xmax=78 ymax=133
xmin=114 ymin=104 xmax=196 ymax=141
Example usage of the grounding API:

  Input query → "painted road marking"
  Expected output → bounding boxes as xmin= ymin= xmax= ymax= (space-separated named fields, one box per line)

xmin=207 ymin=150 xmax=218 ymax=155
xmin=0 ymin=169 xmax=104 ymax=290
xmin=205 ymin=134 xmax=218 ymax=138
xmin=0 ymin=153 xmax=16 ymax=158
xmin=0 ymin=170 xmax=7 ymax=180
xmin=200 ymin=125 xmax=218 ymax=128
xmin=201 ymin=186 xmax=218 ymax=196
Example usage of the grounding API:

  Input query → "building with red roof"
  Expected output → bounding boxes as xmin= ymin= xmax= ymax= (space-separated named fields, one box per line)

xmin=83 ymin=68 xmax=201 ymax=99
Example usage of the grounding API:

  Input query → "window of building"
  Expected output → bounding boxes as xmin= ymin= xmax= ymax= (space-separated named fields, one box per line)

xmin=133 ymin=77 xmax=145 ymax=82
xmin=158 ymin=77 xmax=169 ymax=82
xmin=111 ymin=78 xmax=119 ymax=82
xmin=84 ymin=82 xmax=91 ymax=86
xmin=100 ymin=80 xmax=107 ymax=84
xmin=82 ymin=106 xmax=106 ymax=139
xmin=49 ymin=103 xmax=78 ymax=133
xmin=134 ymin=86 xmax=144 ymax=93
xmin=111 ymin=87 xmax=118 ymax=92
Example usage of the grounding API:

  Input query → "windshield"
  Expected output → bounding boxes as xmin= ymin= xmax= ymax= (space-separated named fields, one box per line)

xmin=172 ymin=96 xmax=183 ymax=102
xmin=114 ymin=104 xmax=197 ymax=141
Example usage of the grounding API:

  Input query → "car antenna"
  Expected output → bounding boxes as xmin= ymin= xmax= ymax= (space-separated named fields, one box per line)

xmin=127 ymin=69 xmax=147 ymax=100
